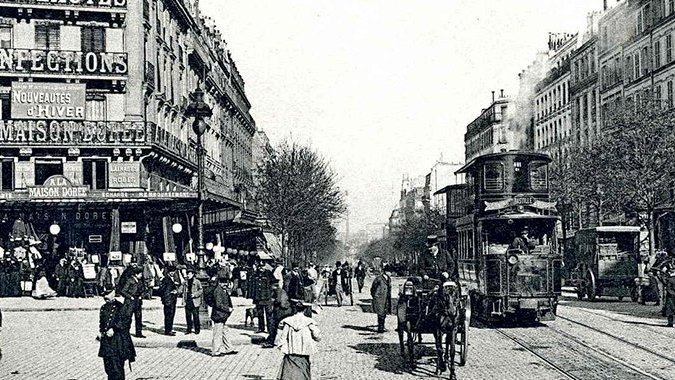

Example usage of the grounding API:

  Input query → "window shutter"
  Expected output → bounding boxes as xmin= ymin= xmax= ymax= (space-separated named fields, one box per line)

xmin=48 ymin=25 xmax=60 ymax=50
xmin=35 ymin=25 xmax=48 ymax=50
xmin=81 ymin=27 xmax=92 ymax=52
xmin=93 ymin=27 xmax=105 ymax=52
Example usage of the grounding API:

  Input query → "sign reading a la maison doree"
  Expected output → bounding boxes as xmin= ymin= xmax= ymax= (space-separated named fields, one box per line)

xmin=28 ymin=175 xmax=89 ymax=199
xmin=12 ymin=82 xmax=86 ymax=120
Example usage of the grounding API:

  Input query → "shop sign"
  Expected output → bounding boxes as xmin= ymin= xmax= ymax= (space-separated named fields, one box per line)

xmin=108 ymin=161 xmax=140 ymax=188
xmin=11 ymin=82 xmax=86 ymax=120
xmin=0 ymin=189 xmax=196 ymax=201
xmin=0 ymin=120 xmax=146 ymax=145
xmin=28 ymin=175 xmax=89 ymax=198
xmin=120 ymin=221 xmax=136 ymax=234
xmin=163 ymin=252 xmax=176 ymax=262
xmin=89 ymin=235 xmax=103 ymax=243
xmin=0 ymin=0 xmax=128 ymax=8
xmin=0 ymin=49 xmax=128 ymax=75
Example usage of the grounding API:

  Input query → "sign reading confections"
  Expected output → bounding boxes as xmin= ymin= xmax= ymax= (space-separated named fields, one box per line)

xmin=108 ymin=161 xmax=140 ymax=188
xmin=28 ymin=175 xmax=89 ymax=199
xmin=0 ymin=49 xmax=128 ymax=75
xmin=12 ymin=82 xmax=86 ymax=120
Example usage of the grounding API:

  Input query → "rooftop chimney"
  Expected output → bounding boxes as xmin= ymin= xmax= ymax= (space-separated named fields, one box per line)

xmin=500 ymin=89 xmax=504 ymax=97
xmin=603 ymin=0 xmax=607 ymax=10
xmin=492 ymin=91 xmax=495 ymax=102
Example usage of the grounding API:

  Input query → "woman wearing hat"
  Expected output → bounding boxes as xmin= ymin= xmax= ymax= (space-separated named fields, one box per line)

xmin=275 ymin=299 xmax=321 ymax=380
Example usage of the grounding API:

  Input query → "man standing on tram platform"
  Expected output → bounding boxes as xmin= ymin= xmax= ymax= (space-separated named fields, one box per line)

xmin=418 ymin=235 xmax=457 ymax=282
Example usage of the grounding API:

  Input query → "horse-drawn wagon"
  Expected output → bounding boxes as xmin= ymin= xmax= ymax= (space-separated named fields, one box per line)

xmin=396 ymin=277 xmax=470 ymax=379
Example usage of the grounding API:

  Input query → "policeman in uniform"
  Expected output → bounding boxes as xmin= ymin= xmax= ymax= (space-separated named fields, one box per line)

xmin=99 ymin=286 xmax=136 ymax=380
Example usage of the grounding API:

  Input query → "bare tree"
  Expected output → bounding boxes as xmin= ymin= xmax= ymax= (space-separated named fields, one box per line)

xmin=255 ymin=141 xmax=346 ymax=265
xmin=603 ymin=98 xmax=675 ymax=256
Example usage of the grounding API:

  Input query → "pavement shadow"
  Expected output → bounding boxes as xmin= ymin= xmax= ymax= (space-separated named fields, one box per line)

xmin=341 ymin=324 xmax=379 ymax=334
xmin=178 ymin=345 xmax=213 ymax=356
xmin=350 ymin=342 xmax=442 ymax=377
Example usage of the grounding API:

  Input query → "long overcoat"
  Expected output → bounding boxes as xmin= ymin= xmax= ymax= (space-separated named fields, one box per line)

xmin=665 ymin=274 xmax=675 ymax=317
xmin=370 ymin=273 xmax=392 ymax=316
xmin=98 ymin=299 xmax=136 ymax=362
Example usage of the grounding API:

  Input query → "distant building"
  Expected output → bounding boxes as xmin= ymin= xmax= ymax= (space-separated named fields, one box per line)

xmin=463 ymin=90 xmax=512 ymax=162
xmin=426 ymin=158 xmax=464 ymax=215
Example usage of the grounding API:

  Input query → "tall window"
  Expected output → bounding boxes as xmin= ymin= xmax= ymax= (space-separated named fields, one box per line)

xmin=591 ymin=90 xmax=597 ymax=120
xmin=0 ymin=26 xmax=11 ymax=48
xmin=0 ymin=160 xmax=12 ymax=190
xmin=668 ymin=80 xmax=673 ymax=108
xmin=655 ymin=40 xmax=662 ymax=68
xmin=668 ymin=35 xmax=673 ymax=63
xmin=35 ymin=24 xmax=60 ymax=50
xmin=85 ymin=96 xmax=107 ymax=121
xmin=483 ymin=162 xmax=504 ymax=191
xmin=656 ymin=85 xmax=662 ymax=106
xmin=81 ymin=26 xmax=105 ymax=53
xmin=642 ymin=47 xmax=650 ymax=76
xmin=83 ymin=159 xmax=107 ymax=190
xmin=634 ymin=52 xmax=641 ymax=78
xmin=670 ymin=0 xmax=675 ymax=16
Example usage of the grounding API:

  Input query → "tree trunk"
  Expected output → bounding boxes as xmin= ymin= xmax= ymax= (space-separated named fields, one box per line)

xmin=648 ymin=210 xmax=655 ymax=257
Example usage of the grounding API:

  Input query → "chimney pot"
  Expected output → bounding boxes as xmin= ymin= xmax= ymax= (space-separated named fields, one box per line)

xmin=492 ymin=91 xmax=495 ymax=102
xmin=500 ymin=89 xmax=504 ymax=97
xmin=603 ymin=0 xmax=607 ymax=10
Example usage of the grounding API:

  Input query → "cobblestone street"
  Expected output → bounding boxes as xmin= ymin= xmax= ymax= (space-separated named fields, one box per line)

xmin=1 ymin=279 xmax=675 ymax=379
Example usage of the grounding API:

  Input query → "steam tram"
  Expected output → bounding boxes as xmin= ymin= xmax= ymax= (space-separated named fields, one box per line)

xmin=445 ymin=151 xmax=562 ymax=324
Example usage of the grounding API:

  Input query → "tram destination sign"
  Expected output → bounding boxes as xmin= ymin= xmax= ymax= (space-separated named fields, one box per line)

xmin=0 ymin=120 xmax=146 ymax=145
xmin=12 ymin=82 xmax=85 ymax=120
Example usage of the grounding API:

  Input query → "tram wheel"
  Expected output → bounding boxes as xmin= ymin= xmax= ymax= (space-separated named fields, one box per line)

xmin=585 ymin=271 xmax=597 ymax=302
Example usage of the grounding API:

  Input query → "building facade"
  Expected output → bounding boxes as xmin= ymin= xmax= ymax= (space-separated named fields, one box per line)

xmin=533 ymin=33 xmax=576 ymax=161
xmin=0 ymin=0 xmax=260 ymax=266
xmin=570 ymin=14 xmax=601 ymax=148
xmin=464 ymin=90 xmax=512 ymax=162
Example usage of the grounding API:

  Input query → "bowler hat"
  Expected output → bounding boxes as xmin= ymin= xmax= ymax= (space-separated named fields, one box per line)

xmin=101 ymin=285 xmax=115 ymax=296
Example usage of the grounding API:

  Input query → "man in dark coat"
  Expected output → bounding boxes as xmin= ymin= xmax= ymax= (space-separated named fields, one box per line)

xmin=67 ymin=259 xmax=85 ymax=297
xmin=418 ymin=235 xmax=457 ymax=282
xmin=370 ymin=268 xmax=392 ymax=333
xmin=248 ymin=263 xmax=274 ymax=333
xmin=330 ymin=261 xmax=345 ymax=307
xmin=158 ymin=267 xmax=181 ymax=335
xmin=54 ymin=258 xmax=68 ymax=296
xmin=118 ymin=266 xmax=145 ymax=338
xmin=355 ymin=261 xmax=367 ymax=293
xmin=286 ymin=263 xmax=304 ymax=301
xmin=264 ymin=281 xmax=293 ymax=347
xmin=183 ymin=268 xmax=203 ymax=334
xmin=664 ymin=265 xmax=675 ymax=327
xmin=99 ymin=286 xmax=136 ymax=380
xmin=211 ymin=277 xmax=237 ymax=356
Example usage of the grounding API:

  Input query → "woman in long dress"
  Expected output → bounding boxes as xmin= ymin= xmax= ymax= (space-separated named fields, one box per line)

xmin=275 ymin=300 xmax=321 ymax=380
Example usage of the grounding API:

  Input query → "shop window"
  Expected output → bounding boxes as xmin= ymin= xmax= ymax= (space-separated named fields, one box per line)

xmin=35 ymin=160 xmax=63 ymax=185
xmin=81 ymin=26 xmax=106 ymax=53
xmin=83 ymin=159 xmax=107 ymax=190
xmin=0 ymin=160 xmax=13 ymax=190
xmin=0 ymin=26 xmax=11 ymax=48
xmin=35 ymin=24 xmax=60 ymax=50
xmin=85 ymin=96 xmax=107 ymax=121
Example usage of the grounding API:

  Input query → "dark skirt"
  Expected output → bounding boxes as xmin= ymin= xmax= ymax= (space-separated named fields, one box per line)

xmin=278 ymin=354 xmax=311 ymax=380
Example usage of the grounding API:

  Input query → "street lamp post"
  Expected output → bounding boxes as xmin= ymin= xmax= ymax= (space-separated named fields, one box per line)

xmin=186 ymin=86 xmax=212 ymax=279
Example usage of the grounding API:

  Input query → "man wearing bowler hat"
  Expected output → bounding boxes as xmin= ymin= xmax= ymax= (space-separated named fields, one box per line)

xmin=418 ymin=235 xmax=457 ymax=282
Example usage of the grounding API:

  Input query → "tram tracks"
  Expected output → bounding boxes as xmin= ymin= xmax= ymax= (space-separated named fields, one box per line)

xmin=555 ymin=313 xmax=675 ymax=365
xmin=494 ymin=324 xmax=670 ymax=380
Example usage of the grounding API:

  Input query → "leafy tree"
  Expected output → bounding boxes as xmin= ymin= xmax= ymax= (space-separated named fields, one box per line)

xmin=394 ymin=207 xmax=444 ymax=263
xmin=255 ymin=141 xmax=346 ymax=265
xmin=603 ymin=98 xmax=675 ymax=256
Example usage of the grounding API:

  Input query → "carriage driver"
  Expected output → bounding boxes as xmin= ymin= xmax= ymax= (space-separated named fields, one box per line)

xmin=418 ymin=235 xmax=458 ymax=283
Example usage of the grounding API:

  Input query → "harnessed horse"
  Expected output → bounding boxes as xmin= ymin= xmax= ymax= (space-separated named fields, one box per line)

xmin=431 ymin=281 xmax=461 ymax=379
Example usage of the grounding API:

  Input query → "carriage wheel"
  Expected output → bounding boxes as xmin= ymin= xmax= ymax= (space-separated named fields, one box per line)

xmin=585 ymin=271 xmax=597 ymax=302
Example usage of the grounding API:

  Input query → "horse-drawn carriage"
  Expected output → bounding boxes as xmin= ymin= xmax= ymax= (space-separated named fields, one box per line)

xmin=396 ymin=276 xmax=470 ymax=379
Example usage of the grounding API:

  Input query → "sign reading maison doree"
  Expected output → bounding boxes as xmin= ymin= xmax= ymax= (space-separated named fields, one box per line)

xmin=8 ymin=0 xmax=127 ymax=9
xmin=0 ymin=120 xmax=146 ymax=145
xmin=28 ymin=175 xmax=89 ymax=198
xmin=12 ymin=82 xmax=86 ymax=120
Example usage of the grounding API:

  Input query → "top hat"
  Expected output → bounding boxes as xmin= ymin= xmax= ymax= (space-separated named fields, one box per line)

xmin=426 ymin=235 xmax=439 ymax=247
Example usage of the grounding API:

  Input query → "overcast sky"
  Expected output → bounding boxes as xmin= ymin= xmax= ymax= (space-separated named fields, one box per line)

xmin=200 ymin=0 xmax=603 ymax=237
